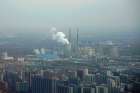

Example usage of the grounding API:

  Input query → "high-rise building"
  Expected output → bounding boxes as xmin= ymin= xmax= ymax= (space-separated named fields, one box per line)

xmin=31 ymin=75 xmax=57 ymax=93
xmin=77 ymin=69 xmax=88 ymax=80
xmin=82 ymin=87 xmax=95 ymax=93
xmin=107 ymin=76 xmax=120 ymax=93
xmin=3 ymin=71 xmax=19 ymax=92
xmin=0 ymin=81 xmax=8 ymax=93
xmin=96 ymin=85 xmax=108 ymax=93
xmin=73 ymin=86 xmax=95 ymax=93
xmin=16 ymin=81 xmax=29 ymax=93
xmin=57 ymin=85 xmax=73 ymax=93
xmin=84 ymin=74 xmax=95 ymax=83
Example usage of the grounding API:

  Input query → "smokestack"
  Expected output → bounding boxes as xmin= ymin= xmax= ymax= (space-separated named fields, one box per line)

xmin=77 ymin=28 xmax=79 ymax=49
xmin=68 ymin=28 xmax=72 ymax=43
xmin=68 ymin=28 xmax=72 ymax=57
xmin=74 ymin=28 xmax=79 ymax=57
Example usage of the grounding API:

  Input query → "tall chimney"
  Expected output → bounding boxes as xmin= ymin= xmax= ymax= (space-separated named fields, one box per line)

xmin=77 ymin=28 xmax=79 ymax=49
xmin=68 ymin=28 xmax=72 ymax=43
xmin=76 ymin=28 xmax=79 ymax=57
xmin=68 ymin=28 xmax=72 ymax=57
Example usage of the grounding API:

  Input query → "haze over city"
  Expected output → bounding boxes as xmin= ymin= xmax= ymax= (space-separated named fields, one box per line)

xmin=0 ymin=0 xmax=140 ymax=93
xmin=0 ymin=0 xmax=140 ymax=30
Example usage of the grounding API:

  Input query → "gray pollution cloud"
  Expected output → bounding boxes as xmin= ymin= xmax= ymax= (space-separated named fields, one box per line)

xmin=50 ymin=27 xmax=69 ymax=45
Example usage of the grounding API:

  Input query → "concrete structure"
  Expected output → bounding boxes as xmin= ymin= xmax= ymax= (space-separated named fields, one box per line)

xmin=31 ymin=75 xmax=57 ymax=93
xmin=96 ymin=85 xmax=108 ymax=93
xmin=1 ymin=52 xmax=14 ymax=60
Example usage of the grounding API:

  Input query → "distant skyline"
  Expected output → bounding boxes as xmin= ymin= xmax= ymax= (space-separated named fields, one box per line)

xmin=0 ymin=0 xmax=139 ymax=33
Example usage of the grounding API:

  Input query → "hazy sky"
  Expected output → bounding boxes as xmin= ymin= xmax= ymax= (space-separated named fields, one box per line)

xmin=0 ymin=0 xmax=140 ymax=32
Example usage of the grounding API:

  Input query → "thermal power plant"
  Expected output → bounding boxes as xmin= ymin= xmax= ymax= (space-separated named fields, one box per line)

xmin=49 ymin=27 xmax=82 ymax=58
xmin=50 ymin=27 xmax=73 ymax=58
xmin=29 ymin=27 xmax=92 ymax=60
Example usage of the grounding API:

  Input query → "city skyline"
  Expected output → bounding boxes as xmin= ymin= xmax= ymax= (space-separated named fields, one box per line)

xmin=0 ymin=1 xmax=140 ymax=93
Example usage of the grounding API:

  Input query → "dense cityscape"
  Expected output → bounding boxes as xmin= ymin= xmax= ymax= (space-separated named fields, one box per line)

xmin=0 ymin=0 xmax=140 ymax=93
xmin=0 ymin=28 xmax=140 ymax=93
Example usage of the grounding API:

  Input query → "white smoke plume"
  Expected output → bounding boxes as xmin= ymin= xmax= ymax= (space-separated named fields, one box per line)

xmin=34 ymin=49 xmax=40 ymax=55
xmin=50 ymin=27 xmax=69 ymax=45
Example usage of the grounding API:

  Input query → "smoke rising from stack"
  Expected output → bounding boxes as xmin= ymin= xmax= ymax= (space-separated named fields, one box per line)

xmin=50 ymin=27 xmax=69 ymax=45
xmin=34 ymin=49 xmax=40 ymax=55
xmin=34 ymin=48 xmax=46 ymax=55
